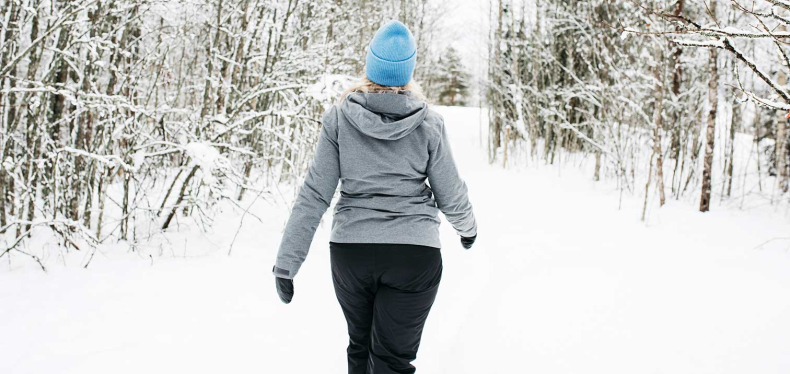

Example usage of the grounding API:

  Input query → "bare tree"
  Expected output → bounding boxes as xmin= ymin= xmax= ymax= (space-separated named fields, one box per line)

xmin=700 ymin=0 xmax=719 ymax=213
xmin=0 ymin=0 xmax=445 ymax=267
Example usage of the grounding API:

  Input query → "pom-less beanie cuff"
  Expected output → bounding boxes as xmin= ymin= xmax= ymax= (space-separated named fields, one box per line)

xmin=365 ymin=47 xmax=416 ymax=87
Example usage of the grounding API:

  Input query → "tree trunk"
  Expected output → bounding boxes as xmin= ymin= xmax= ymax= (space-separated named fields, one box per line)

xmin=753 ymin=105 xmax=763 ymax=192
xmin=530 ymin=0 xmax=542 ymax=158
xmin=778 ymin=118 xmax=789 ymax=193
xmin=594 ymin=151 xmax=601 ymax=181
xmin=96 ymin=170 xmax=109 ymax=240
xmin=724 ymin=97 xmax=739 ymax=197
xmin=776 ymin=28 xmax=789 ymax=194
xmin=159 ymin=167 xmax=185 ymax=216
xmin=490 ymin=0 xmax=504 ymax=162
xmin=120 ymin=173 xmax=130 ymax=240
xmin=162 ymin=165 xmax=199 ymax=231
xmin=700 ymin=7 xmax=718 ymax=212
xmin=0 ymin=0 xmax=20 ymax=231
xmin=200 ymin=0 xmax=224 ymax=120
xmin=237 ymin=160 xmax=253 ymax=201
xmin=642 ymin=150 xmax=655 ymax=222
xmin=651 ymin=42 xmax=667 ymax=207
xmin=0 ymin=168 xmax=6 ymax=230
xmin=669 ymin=0 xmax=684 ymax=194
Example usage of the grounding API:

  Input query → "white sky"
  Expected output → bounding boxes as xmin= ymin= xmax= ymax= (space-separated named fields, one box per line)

xmin=435 ymin=0 xmax=491 ymax=104
xmin=431 ymin=0 xmax=534 ymax=105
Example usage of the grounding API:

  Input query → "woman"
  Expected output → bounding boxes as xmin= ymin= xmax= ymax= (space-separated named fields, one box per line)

xmin=272 ymin=20 xmax=477 ymax=374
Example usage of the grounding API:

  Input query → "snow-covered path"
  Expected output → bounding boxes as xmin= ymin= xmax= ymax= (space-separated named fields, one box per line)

xmin=2 ymin=107 xmax=790 ymax=374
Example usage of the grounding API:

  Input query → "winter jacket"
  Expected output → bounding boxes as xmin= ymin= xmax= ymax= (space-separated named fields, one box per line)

xmin=272 ymin=90 xmax=477 ymax=279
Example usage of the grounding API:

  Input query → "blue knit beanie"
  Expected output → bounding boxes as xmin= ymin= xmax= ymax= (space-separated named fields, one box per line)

xmin=365 ymin=20 xmax=417 ymax=87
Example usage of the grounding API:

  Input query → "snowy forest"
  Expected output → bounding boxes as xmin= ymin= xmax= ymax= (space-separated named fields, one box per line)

xmin=0 ymin=0 xmax=457 ymax=266
xmin=486 ymin=0 xmax=790 ymax=216
xmin=2 ymin=1 xmax=790 ymax=373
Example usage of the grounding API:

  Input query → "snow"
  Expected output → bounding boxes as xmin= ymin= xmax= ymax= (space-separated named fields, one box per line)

xmin=1 ymin=156 xmax=12 ymax=172
xmin=185 ymin=142 xmax=222 ymax=185
xmin=308 ymin=74 xmax=358 ymax=107
xmin=185 ymin=142 xmax=221 ymax=169
xmin=672 ymin=39 xmax=726 ymax=49
xmin=2 ymin=106 xmax=790 ymax=373
xmin=131 ymin=151 xmax=147 ymax=170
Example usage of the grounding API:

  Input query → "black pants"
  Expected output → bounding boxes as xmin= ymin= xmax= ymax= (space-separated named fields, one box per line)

xmin=330 ymin=242 xmax=443 ymax=374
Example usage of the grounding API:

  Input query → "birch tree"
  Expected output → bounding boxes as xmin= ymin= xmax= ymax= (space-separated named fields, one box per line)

xmin=0 ymin=0 xmax=444 ymax=268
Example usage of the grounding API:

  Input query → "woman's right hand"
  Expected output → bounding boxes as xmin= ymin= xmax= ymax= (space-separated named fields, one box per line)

xmin=275 ymin=277 xmax=294 ymax=304
xmin=461 ymin=235 xmax=477 ymax=250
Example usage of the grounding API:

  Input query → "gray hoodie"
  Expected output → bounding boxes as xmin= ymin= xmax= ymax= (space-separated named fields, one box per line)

xmin=272 ymin=91 xmax=477 ymax=279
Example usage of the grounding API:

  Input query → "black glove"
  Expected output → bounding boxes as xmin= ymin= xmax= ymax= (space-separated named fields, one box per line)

xmin=275 ymin=277 xmax=294 ymax=304
xmin=461 ymin=234 xmax=477 ymax=250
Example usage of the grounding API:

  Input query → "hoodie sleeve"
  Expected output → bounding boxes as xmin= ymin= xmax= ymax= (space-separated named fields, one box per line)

xmin=426 ymin=119 xmax=477 ymax=239
xmin=273 ymin=106 xmax=340 ymax=279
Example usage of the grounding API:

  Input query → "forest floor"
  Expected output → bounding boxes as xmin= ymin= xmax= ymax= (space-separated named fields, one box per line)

xmin=2 ymin=106 xmax=790 ymax=374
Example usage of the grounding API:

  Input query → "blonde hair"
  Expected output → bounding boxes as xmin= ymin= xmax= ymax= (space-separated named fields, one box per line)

xmin=339 ymin=77 xmax=427 ymax=104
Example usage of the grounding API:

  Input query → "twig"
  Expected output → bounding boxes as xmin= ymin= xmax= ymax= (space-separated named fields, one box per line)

xmin=227 ymin=187 xmax=267 ymax=256
xmin=753 ymin=236 xmax=790 ymax=250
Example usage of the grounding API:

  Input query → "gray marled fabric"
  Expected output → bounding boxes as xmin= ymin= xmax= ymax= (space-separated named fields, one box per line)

xmin=273 ymin=91 xmax=477 ymax=279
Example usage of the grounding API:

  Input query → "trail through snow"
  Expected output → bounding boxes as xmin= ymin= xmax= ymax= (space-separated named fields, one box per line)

xmin=2 ymin=107 xmax=790 ymax=374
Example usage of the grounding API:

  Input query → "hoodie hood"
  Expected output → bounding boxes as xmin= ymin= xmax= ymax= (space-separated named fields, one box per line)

xmin=339 ymin=91 xmax=428 ymax=141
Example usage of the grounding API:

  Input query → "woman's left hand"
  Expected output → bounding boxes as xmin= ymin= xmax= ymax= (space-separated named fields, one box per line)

xmin=461 ymin=234 xmax=477 ymax=250
xmin=275 ymin=277 xmax=294 ymax=304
